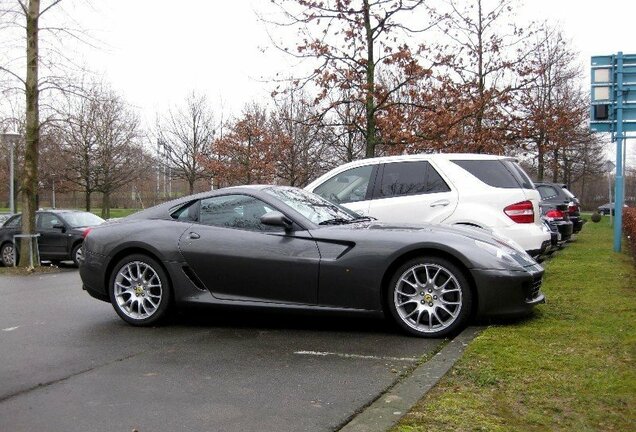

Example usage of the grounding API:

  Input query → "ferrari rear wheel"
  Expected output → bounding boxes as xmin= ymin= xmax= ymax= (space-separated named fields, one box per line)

xmin=108 ymin=254 xmax=172 ymax=326
xmin=387 ymin=256 xmax=472 ymax=338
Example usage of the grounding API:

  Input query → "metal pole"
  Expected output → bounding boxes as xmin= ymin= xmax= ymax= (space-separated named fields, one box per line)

xmin=608 ymin=171 xmax=613 ymax=225
xmin=9 ymin=141 xmax=14 ymax=214
xmin=614 ymin=52 xmax=625 ymax=253
xmin=52 ymin=177 xmax=56 ymax=209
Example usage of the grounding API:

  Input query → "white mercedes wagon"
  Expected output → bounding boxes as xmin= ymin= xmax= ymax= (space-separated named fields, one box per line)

xmin=305 ymin=153 xmax=551 ymax=257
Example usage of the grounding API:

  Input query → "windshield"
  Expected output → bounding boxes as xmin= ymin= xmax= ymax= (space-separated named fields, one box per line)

xmin=62 ymin=212 xmax=105 ymax=228
xmin=264 ymin=187 xmax=361 ymax=225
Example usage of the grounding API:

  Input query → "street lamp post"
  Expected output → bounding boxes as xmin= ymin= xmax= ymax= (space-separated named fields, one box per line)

xmin=51 ymin=174 xmax=56 ymax=209
xmin=603 ymin=160 xmax=616 ymax=225
xmin=1 ymin=132 xmax=20 ymax=214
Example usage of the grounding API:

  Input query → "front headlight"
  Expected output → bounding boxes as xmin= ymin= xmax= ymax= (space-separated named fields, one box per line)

xmin=475 ymin=240 xmax=536 ymax=268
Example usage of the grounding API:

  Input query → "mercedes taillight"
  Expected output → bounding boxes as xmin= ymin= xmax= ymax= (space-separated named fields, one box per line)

xmin=504 ymin=201 xmax=534 ymax=224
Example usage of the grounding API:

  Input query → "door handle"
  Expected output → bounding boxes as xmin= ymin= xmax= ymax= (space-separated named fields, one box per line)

xmin=188 ymin=232 xmax=200 ymax=239
xmin=430 ymin=199 xmax=450 ymax=208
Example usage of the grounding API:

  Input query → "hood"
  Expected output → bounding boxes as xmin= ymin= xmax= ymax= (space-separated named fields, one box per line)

xmin=320 ymin=220 xmax=529 ymax=257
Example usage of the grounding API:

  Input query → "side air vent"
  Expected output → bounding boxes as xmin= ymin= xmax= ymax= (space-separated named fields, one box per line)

xmin=181 ymin=266 xmax=207 ymax=291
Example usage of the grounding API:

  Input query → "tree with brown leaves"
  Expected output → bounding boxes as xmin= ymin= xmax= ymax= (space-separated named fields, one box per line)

xmin=265 ymin=0 xmax=433 ymax=158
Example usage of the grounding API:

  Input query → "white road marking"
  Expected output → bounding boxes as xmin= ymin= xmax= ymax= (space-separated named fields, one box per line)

xmin=2 ymin=326 xmax=19 ymax=332
xmin=293 ymin=350 xmax=416 ymax=362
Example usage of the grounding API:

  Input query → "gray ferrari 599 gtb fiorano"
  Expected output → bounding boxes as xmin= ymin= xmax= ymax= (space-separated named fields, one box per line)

xmin=79 ymin=186 xmax=545 ymax=338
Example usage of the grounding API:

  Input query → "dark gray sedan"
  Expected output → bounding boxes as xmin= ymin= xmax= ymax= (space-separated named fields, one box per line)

xmin=80 ymin=186 xmax=545 ymax=338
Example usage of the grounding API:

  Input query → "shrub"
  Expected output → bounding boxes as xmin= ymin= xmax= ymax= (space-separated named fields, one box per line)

xmin=624 ymin=207 xmax=636 ymax=261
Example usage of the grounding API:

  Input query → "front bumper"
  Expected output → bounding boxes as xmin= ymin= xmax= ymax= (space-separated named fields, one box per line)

xmin=470 ymin=263 xmax=545 ymax=318
xmin=79 ymin=249 xmax=109 ymax=302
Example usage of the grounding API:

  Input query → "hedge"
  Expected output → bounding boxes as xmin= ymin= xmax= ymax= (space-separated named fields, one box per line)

xmin=624 ymin=207 xmax=636 ymax=262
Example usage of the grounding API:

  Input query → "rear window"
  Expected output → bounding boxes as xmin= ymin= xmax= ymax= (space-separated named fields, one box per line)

xmin=537 ymin=185 xmax=558 ymax=200
xmin=452 ymin=159 xmax=534 ymax=189
xmin=561 ymin=187 xmax=576 ymax=199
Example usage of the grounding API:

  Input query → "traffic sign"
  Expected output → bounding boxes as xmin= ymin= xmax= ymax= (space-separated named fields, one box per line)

xmin=591 ymin=53 xmax=636 ymax=132
xmin=590 ymin=52 xmax=634 ymax=252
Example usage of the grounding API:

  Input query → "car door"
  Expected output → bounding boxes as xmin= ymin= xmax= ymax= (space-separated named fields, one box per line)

xmin=309 ymin=164 xmax=377 ymax=216
xmin=367 ymin=160 xmax=458 ymax=224
xmin=36 ymin=212 xmax=69 ymax=258
xmin=177 ymin=194 xmax=320 ymax=305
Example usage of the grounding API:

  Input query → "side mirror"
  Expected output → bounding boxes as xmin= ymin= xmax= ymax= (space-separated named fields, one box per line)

xmin=260 ymin=211 xmax=293 ymax=231
xmin=53 ymin=223 xmax=66 ymax=232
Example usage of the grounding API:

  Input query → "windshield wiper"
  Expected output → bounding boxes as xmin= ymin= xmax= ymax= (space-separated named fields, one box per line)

xmin=351 ymin=216 xmax=376 ymax=222
xmin=318 ymin=218 xmax=353 ymax=225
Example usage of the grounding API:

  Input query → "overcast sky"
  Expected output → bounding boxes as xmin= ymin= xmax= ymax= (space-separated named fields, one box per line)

xmin=68 ymin=0 xmax=635 ymax=126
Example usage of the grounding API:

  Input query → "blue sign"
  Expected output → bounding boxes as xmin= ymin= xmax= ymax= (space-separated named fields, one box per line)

xmin=590 ymin=54 xmax=636 ymax=132
xmin=590 ymin=52 xmax=634 ymax=252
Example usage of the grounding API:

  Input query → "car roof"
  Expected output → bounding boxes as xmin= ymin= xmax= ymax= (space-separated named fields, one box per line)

xmin=318 ymin=153 xmax=515 ymax=170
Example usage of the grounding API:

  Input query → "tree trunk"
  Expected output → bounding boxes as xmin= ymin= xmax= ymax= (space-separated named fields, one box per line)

xmin=19 ymin=0 xmax=40 ymax=268
xmin=363 ymin=0 xmax=377 ymax=158
xmin=101 ymin=191 xmax=110 ymax=219
xmin=85 ymin=189 xmax=91 ymax=211
xmin=537 ymin=134 xmax=545 ymax=181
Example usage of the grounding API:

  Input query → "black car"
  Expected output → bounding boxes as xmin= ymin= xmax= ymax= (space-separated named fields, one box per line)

xmin=0 ymin=210 xmax=105 ymax=267
xmin=79 ymin=185 xmax=545 ymax=338
xmin=0 ymin=213 xmax=13 ymax=225
xmin=540 ymin=203 xmax=573 ymax=244
xmin=597 ymin=202 xmax=628 ymax=216
xmin=535 ymin=182 xmax=584 ymax=233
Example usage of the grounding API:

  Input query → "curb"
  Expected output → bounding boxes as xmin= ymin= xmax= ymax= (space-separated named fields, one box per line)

xmin=339 ymin=326 xmax=483 ymax=432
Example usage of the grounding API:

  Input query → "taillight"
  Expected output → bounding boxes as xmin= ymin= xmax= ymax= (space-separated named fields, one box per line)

xmin=567 ymin=202 xmax=578 ymax=215
xmin=545 ymin=209 xmax=564 ymax=220
xmin=82 ymin=227 xmax=92 ymax=238
xmin=504 ymin=200 xmax=534 ymax=223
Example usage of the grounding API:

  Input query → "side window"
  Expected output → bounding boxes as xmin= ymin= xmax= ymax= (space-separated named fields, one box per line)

xmin=5 ymin=215 xmax=21 ymax=228
xmin=171 ymin=201 xmax=199 ymax=222
xmin=313 ymin=165 xmax=374 ymax=204
xmin=37 ymin=213 xmax=61 ymax=229
xmin=199 ymin=195 xmax=282 ymax=232
xmin=426 ymin=164 xmax=451 ymax=193
xmin=379 ymin=161 xmax=429 ymax=198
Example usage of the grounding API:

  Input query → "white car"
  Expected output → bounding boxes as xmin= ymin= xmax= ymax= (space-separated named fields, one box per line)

xmin=305 ymin=153 xmax=551 ymax=256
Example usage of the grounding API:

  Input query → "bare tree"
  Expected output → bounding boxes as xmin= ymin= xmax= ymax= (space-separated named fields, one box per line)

xmin=271 ymin=90 xmax=330 ymax=186
xmin=93 ymin=90 xmax=144 ymax=219
xmin=157 ymin=92 xmax=216 ymax=194
xmin=58 ymin=85 xmax=100 ymax=211
xmin=0 ymin=0 xmax=92 ymax=267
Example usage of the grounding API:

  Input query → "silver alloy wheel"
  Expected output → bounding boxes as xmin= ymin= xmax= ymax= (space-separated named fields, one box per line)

xmin=393 ymin=263 xmax=463 ymax=334
xmin=113 ymin=260 xmax=163 ymax=320
xmin=1 ymin=243 xmax=15 ymax=266
xmin=74 ymin=246 xmax=83 ymax=264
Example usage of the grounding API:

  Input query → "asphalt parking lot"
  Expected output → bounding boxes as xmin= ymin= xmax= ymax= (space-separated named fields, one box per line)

xmin=0 ymin=270 xmax=443 ymax=432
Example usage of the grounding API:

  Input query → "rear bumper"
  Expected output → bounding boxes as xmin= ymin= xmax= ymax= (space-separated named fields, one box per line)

xmin=570 ymin=216 xmax=584 ymax=233
xmin=553 ymin=220 xmax=573 ymax=241
xmin=491 ymin=223 xmax=551 ymax=256
xmin=471 ymin=264 xmax=545 ymax=318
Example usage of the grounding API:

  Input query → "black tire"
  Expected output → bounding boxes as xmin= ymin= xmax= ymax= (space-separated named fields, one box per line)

xmin=108 ymin=254 xmax=172 ymax=326
xmin=0 ymin=242 xmax=16 ymax=267
xmin=386 ymin=256 xmax=472 ymax=338
xmin=71 ymin=243 xmax=83 ymax=267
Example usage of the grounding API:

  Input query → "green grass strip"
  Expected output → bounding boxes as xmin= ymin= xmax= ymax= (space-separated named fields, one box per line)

xmin=393 ymin=217 xmax=636 ymax=432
